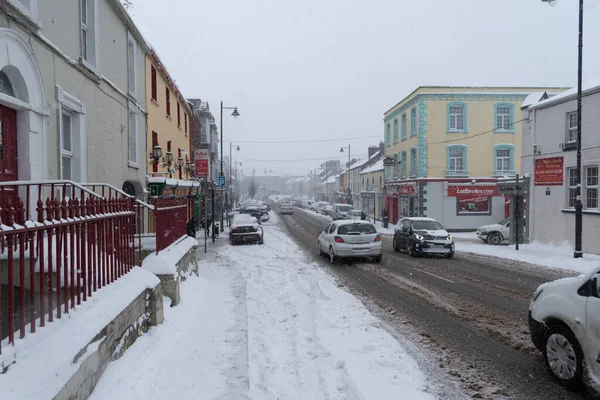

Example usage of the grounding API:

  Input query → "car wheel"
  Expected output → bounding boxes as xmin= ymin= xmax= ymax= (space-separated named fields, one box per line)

xmin=543 ymin=324 xmax=584 ymax=391
xmin=392 ymin=237 xmax=399 ymax=252
xmin=318 ymin=241 xmax=325 ymax=257
xmin=408 ymin=242 xmax=418 ymax=257
xmin=329 ymin=247 xmax=337 ymax=265
xmin=488 ymin=232 xmax=502 ymax=245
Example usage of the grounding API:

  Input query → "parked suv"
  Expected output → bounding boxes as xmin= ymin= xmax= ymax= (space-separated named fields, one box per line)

xmin=331 ymin=203 xmax=353 ymax=220
xmin=529 ymin=267 xmax=600 ymax=392
xmin=392 ymin=217 xmax=454 ymax=258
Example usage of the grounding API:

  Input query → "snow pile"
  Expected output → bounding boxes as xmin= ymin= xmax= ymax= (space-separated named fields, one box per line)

xmin=0 ymin=268 xmax=160 ymax=400
xmin=457 ymin=239 xmax=600 ymax=274
xmin=141 ymin=236 xmax=198 ymax=276
xmin=90 ymin=214 xmax=436 ymax=400
xmin=295 ymin=207 xmax=333 ymax=223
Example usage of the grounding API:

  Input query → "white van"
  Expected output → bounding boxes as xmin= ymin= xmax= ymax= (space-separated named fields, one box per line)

xmin=529 ymin=266 xmax=600 ymax=392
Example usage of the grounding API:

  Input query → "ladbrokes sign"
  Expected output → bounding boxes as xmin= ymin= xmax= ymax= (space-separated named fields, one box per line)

xmin=447 ymin=186 xmax=498 ymax=197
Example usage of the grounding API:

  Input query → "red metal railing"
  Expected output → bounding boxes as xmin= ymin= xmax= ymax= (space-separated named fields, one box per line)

xmin=154 ymin=199 xmax=188 ymax=253
xmin=0 ymin=181 xmax=135 ymax=357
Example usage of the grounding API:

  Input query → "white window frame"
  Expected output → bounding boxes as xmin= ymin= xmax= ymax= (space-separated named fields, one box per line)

xmin=57 ymin=86 xmax=86 ymax=183
xmin=80 ymin=0 xmax=100 ymax=72
xmin=495 ymin=148 xmax=511 ymax=172
xmin=566 ymin=111 xmax=577 ymax=143
xmin=496 ymin=105 xmax=512 ymax=131
xmin=127 ymin=32 xmax=138 ymax=97
xmin=448 ymin=147 xmax=464 ymax=172
xmin=449 ymin=105 xmax=464 ymax=131
xmin=586 ymin=166 xmax=598 ymax=209
xmin=6 ymin=0 xmax=39 ymax=26
xmin=567 ymin=167 xmax=578 ymax=208
xmin=128 ymin=103 xmax=139 ymax=168
xmin=61 ymin=110 xmax=73 ymax=181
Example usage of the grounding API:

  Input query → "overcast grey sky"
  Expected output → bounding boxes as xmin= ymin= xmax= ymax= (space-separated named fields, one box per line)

xmin=128 ymin=0 xmax=600 ymax=177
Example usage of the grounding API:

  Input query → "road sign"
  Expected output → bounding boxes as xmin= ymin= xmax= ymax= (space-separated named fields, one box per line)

xmin=218 ymin=176 xmax=226 ymax=187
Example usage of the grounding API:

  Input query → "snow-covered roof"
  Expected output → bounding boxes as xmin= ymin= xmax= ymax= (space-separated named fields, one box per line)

xmin=349 ymin=150 xmax=382 ymax=171
xmin=529 ymin=79 xmax=600 ymax=109
xmin=521 ymin=92 xmax=547 ymax=108
xmin=325 ymin=176 xmax=337 ymax=184
xmin=361 ymin=159 xmax=384 ymax=175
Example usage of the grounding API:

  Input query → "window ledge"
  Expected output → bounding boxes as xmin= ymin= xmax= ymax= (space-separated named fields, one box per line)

xmin=447 ymin=130 xmax=468 ymax=134
xmin=5 ymin=1 xmax=41 ymax=30
xmin=166 ymin=115 xmax=172 ymax=121
xmin=561 ymin=208 xmax=600 ymax=215
xmin=128 ymin=161 xmax=140 ymax=169
xmin=151 ymin=99 xmax=159 ymax=106
xmin=494 ymin=130 xmax=515 ymax=134
xmin=77 ymin=57 xmax=101 ymax=83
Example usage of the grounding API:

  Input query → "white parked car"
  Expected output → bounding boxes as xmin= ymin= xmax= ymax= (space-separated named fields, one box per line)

xmin=280 ymin=203 xmax=293 ymax=215
xmin=331 ymin=203 xmax=353 ymax=220
xmin=476 ymin=218 xmax=510 ymax=245
xmin=529 ymin=266 xmax=600 ymax=392
xmin=315 ymin=201 xmax=330 ymax=214
xmin=317 ymin=220 xmax=382 ymax=264
xmin=229 ymin=214 xmax=264 ymax=245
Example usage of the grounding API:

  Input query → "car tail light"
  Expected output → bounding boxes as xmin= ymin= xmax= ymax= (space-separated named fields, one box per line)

xmin=334 ymin=236 xmax=344 ymax=243
xmin=374 ymin=235 xmax=381 ymax=242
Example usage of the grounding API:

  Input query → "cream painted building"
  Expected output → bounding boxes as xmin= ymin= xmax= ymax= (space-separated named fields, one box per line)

xmin=382 ymin=86 xmax=567 ymax=229
xmin=146 ymin=51 xmax=192 ymax=181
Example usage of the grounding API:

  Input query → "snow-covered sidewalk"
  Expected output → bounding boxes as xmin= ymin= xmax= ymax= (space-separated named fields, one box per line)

xmin=91 ymin=215 xmax=437 ymax=400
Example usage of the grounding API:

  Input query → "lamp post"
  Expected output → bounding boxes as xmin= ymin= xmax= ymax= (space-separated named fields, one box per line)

xmin=340 ymin=145 xmax=351 ymax=204
xmin=220 ymin=102 xmax=240 ymax=230
xmin=542 ymin=0 xmax=584 ymax=258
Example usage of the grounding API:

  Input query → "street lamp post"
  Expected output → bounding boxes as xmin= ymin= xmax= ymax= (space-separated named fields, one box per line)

xmin=542 ymin=0 xmax=584 ymax=258
xmin=340 ymin=145 xmax=351 ymax=204
xmin=220 ymin=101 xmax=240 ymax=232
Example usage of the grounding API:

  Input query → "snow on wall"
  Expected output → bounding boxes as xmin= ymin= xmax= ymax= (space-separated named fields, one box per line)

xmin=141 ymin=236 xmax=198 ymax=276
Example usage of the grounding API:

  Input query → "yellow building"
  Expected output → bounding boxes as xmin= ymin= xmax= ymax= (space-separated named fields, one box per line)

xmin=382 ymin=86 xmax=567 ymax=228
xmin=146 ymin=50 xmax=192 ymax=181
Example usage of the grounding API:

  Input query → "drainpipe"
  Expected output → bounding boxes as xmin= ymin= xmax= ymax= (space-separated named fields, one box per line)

xmin=530 ymin=107 xmax=537 ymax=242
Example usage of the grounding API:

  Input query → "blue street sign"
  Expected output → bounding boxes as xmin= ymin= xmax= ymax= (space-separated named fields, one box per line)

xmin=218 ymin=176 xmax=226 ymax=187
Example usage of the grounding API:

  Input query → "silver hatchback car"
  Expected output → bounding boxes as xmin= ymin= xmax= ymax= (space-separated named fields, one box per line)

xmin=318 ymin=220 xmax=382 ymax=264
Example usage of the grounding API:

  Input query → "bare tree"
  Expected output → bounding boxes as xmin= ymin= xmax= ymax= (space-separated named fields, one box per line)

xmin=248 ymin=178 xmax=259 ymax=199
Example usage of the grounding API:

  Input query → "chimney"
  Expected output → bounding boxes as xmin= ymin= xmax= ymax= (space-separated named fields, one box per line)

xmin=379 ymin=141 xmax=384 ymax=155
xmin=368 ymin=146 xmax=378 ymax=158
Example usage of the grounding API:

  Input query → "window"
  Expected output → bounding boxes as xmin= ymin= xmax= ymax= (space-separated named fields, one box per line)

xmin=127 ymin=33 xmax=137 ymax=95
xmin=57 ymin=86 xmax=85 ymax=184
xmin=495 ymin=104 xmax=513 ymax=131
xmin=401 ymin=151 xmax=407 ymax=178
xmin=567 ymin=167 xmax=578 ymax=208
xmin=493 ymin=145 xmax=514 ymax=175
xmin=409 ymin=148 xmax=417 ymax=177
xmin=80 ymin=0 xmax=97 ymax=68
xmin=401 ymin=114 xmax=407 ymax=141
xmin=393 ymin=153 xmax=399 ymax=178
xmin=177 ymin=103 xmax=181 ymax=127
xmin=128 ymin=107 xmax=138 ymax=165
xmin=448 ymin=103 xmax=466 ymax=132
xmin=166 ymin=88 xmax=171 ymax=116
xmin=566 ymin=111 xmax=577 ymax=143
xmin=410 ymin=107 xmax=417 ymax=136
xmin=393 ymin=118 xmax=398 ymax=143
xmin=385 ymin=123 xmax=390 ymax=146
xmin=152 ymin=131 xmax=158 ymax=173
xmin=151 ymin=66 xmax=157 ymax=101
xmin=61 ymin=111 xmax=73 ymax=181
xmin=447 ymin=145 xmax=467 ymax=176
xmin=7 ymin=0 xmax=38 ymax=22
xmin=184 ymin=113 xmax=188 ymax=133
xmin=586 ymin=166 xmax=598 ymax=209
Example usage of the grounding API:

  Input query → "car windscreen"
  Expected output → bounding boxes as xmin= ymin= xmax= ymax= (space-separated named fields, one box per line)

xmin=337 ymin=205 xmax=353 ymax=212
xmin=337 ymin=224 xmax=376 ymax=235
xmin=412 ymin=220 xmax=444 ymax=231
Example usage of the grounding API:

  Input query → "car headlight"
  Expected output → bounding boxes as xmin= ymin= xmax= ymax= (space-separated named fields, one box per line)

xmin=447 ymin=235 xmax=453 ymax=241
xmin=415 ymin=233 xmax=424 ymax=241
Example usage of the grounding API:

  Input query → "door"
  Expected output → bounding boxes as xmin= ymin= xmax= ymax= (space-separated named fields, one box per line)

xmin=0 ymin=105 xmax=18 ymax=213
xmin=586 ymin=276 xmax=600 ymax=381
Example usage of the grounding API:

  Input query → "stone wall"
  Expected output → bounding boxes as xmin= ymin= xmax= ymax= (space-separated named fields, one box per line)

xmin=53 ymin=285 xmax=164 ymax=400
xmin=156 ymin=243 xmax=199 ymax=306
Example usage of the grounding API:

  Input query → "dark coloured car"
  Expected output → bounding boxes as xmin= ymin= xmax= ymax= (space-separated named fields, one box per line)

xmin=392 ymin=217 xmax=454 ymax=258
xmin=230 ymin=214 xmax=264 ymax=245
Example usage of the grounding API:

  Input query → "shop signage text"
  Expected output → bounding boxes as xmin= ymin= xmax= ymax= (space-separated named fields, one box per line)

xmin=447 ymin=185 xmax=498 ymax=197
xmin=534 ymin=156 xmax=563 ymax=186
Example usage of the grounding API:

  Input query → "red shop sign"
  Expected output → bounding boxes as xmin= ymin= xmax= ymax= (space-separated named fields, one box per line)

xmin=398 ymin=185 xmax=415 ymax=195
xmin=534 ymin=156 xmax=563 ymax=186
xmin=447 ymin=185 xmax=498 ymax=197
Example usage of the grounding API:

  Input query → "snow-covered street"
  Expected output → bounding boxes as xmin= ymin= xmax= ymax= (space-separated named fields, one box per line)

xmin=90 ymin=214 xmax=437 ymax=400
